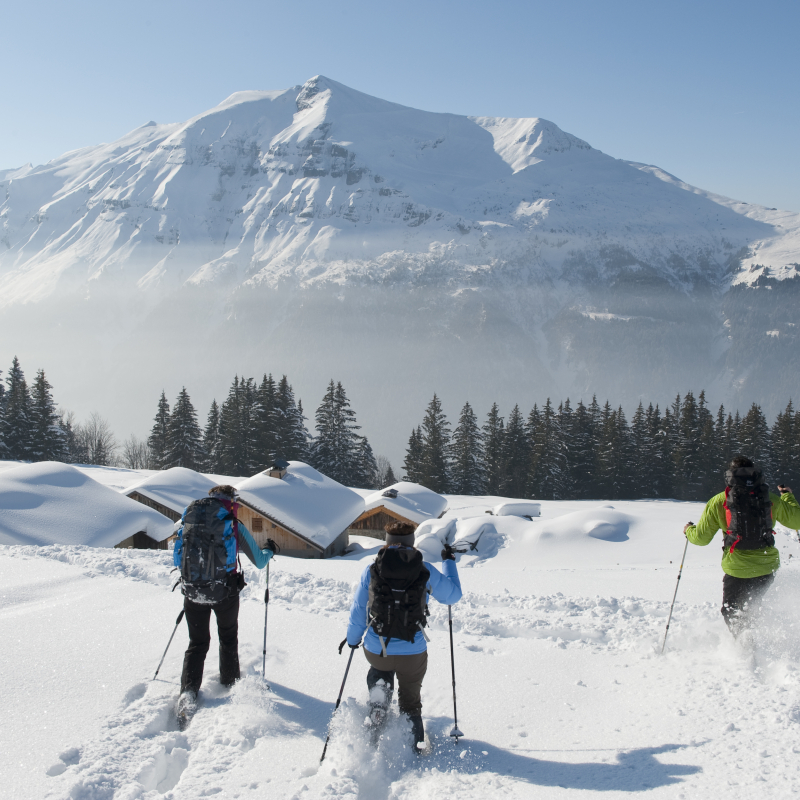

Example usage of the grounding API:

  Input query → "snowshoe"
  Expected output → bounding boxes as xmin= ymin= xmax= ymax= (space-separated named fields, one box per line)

xmin=366 ymin=702 xmax=389 ymax=746
xmin=176 ymin=690 xmax=198 ymax=731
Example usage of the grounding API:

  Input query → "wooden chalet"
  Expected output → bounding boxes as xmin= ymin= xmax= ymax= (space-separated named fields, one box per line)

xmin=349 ymin=482 xmax=448 ymax=540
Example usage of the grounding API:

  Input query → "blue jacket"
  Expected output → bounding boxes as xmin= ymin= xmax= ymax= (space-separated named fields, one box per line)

xmin=173 ymin=505 xmax=273 ymax=571
xmin=347 ymin=550 xmax=462 ymax=655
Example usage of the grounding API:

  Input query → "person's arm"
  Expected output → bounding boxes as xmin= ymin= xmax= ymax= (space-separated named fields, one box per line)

xmin=774 ymin=488 xmax=800 ymax=530
xmin=685 ymin=493 xmax=724 ymax=546
xmin=346 ymin=566 xmax=372 ymax=646
xmin=238 ymin=522 xmax=273 ymax=569
xmin=173 ymin=512 xmax=186 ymax=567
xmin=426 ymin=560 xmax=462 ymax=605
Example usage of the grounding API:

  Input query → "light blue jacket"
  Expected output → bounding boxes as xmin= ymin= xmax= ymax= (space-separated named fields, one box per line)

xmin=346 ymin=551 xmax=462 ymax=655
xmin=173 ymin=504 xmax=273 ymax=571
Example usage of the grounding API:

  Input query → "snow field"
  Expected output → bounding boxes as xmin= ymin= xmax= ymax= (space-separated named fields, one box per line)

xmin=3 ymin=498 xmax=800 ymax=798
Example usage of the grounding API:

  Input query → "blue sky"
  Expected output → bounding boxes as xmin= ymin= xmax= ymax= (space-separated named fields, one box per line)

xmin=2 ymin=0 xmax=798 ymax=210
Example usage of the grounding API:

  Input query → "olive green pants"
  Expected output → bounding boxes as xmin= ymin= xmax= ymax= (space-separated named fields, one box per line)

xmin=364 ymin=649 xmax=428 ymax=716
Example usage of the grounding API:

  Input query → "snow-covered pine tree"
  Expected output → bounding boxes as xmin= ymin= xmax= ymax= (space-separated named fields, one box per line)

xmin=59 ymin=410 xmax=85 ymax=463
xmin=570 ymin=400 xmax=596 ymax=498
xmin=403 ymin=427 xmax=424 ymax=483
xmin=528 ymin=399 xmax=564 ymax=499
xmin=218 ymin=376 xmax=258 ymax=477
xmin=419 ymin=394 xmax=451 ymax=494
xmin=29 ymin=369 xmax=67 ymax=462
xmin=2 ymin=357 xmax=33 ymax=461
xmin=771 ymin=400 xmax=800 ymax=490
xmin=502 ymin=404 xmax=529 ymax=498
xmin=0 ymin=381 xmax=6 ymax=459
xmin=148 ymin=391 xmax=171 ymax=470
xmin=354 ymin=436 xmax=379 ymax=489
xmin=203 ymin=400 xmax=221 ymax=472
xmin=695 ymin=391 xmax=719 ymax=499
xmin=738 ymin=402 xmax=772 ymax=480
xmin=254 ymin=374 xmax=278 ymax=470
xmin=450 ymin=401 xmax=485 ymax=495
xmin=555 ymin=400 xmax=575 ymax=498
xmin=629 ymin=402 xmax=652 ymax=497
xmin=482 ymin=403 xmax=505 ymax=495
xmin=311 ymin=380 xmax=363 ymax=485
xmin=166 ymin=387 xmax=205 ymax=470
xmin=673 ymin=391 xmax=701 ymax=500
xmin=276 ymin=376 xmax=310 ymax=461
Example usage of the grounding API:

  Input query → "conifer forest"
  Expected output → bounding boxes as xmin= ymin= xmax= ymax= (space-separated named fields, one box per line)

xmin=2 ymin=356 xmax=799 ymax=501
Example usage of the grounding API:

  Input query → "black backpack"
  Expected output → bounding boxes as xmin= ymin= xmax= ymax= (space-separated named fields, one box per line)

xmin=178 ymin=497 xmax=242 ymax=603
xmin=368 ymin=547 xmax=430 ymax=648
xmin=723 ymin=468 xmax=775 ymax=552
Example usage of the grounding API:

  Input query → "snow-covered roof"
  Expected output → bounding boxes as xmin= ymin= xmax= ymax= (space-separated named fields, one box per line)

xmin=0 ymin=461 xmax=174 ymax=547
xmin=361 ymin=481 xmax=448 ymax=525
xmin=235 ymin=461 xmax=365 ymax=550
xmin=491 ymin=501 xmax=541 ymax=518
xmin=124 ymin=467 xmax=218 ymax=515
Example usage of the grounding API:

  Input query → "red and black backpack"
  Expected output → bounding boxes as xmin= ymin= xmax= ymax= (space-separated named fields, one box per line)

xmin=722 ymin=468 xmax=775 ymax=552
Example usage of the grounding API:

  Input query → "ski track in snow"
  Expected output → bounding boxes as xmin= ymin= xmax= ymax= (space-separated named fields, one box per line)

xmin=6 ymin=527 xmax=800 ymax=797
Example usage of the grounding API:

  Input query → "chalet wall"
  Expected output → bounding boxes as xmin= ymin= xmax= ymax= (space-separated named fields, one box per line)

xmin=127 ymin=491 xmax=181 ymax=523
xmin=236 ymin=504 xmax=329 ymax=559
xmin=115 ymin=531 xmax=166 ymax=550
xmin=348 ymin=507 xmax=415 ymax=540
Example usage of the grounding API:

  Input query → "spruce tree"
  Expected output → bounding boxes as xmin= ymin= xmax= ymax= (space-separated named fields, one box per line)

xmin=2 ymin=357 xmax=33 ymax=460
xmin=482 ymin=403 xmax=505 ymax=495
xmin=503 ymin=404 xmax=529 ymax=498
xmin=738 ymin=403 xmax=772 ymax=479
xmin=203 ymin=400 xmax=221 ymax=472
xmin=276 ymin=376 xmax=309 ymax=461
xmin=419 ymin=394 xmax=451 ymax=494
xmin=629 ymin=402 xmax=651 ymax=496
xmin=354 ymin=436 xmax=379 ymax=489
xmin=450 ymin=401 xmax=485 ymax=495
xmin=570 ymin=400 xmax=596 ymax=498
xmin=528 ymin=399 xmax=564 ymax=500
xmin=166 ymin=387 xmax=204 ymax=470
xmin=772 ymin=401 xmax=800 ymax=490
xmin=403 ymin=427 xmax=424 ymax=483
xmin=148 ymin=391 xmax=171 ymax=470
xmin=674 ymin=391 xmax=701 ymax=500
xmin=0 ymin=381 xmax=7 ymax=458
xmin=218 ymin=376 xmax=258 ymax=476
xmin=254 ymin=374 xmax=278 ymax=469
xmin=29 ymin=369 xmax=67 ymax=462
xmin=311 ymin=380 xmax=363 ymax=485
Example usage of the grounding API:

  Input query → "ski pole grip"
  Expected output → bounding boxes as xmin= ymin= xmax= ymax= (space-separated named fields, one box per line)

xmin=176 ymin=609 xmax=185 ymax=625
xmin=265 ymin=588 xmax=270 ymax=604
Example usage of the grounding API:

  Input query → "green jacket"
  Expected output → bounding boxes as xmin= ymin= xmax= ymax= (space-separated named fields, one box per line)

xmin=685 ymin=490 xmax=800 ymax=578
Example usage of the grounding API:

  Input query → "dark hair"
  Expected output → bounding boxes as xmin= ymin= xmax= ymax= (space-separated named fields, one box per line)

xmin=729 ymin=455 xmax=754 ymax=470
xmin=384 ymin=521 xmax=416 ymax=538
xmin=209 ymin=484 xmax=237 ymax=498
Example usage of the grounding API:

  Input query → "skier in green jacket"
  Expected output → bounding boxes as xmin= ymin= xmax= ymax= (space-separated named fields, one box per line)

xmin=684 ymin=455 xmax=800 ymax=637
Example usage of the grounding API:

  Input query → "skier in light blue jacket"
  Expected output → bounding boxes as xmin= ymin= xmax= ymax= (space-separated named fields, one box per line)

xmin=345 ymin=521 xmax=461 ymax=748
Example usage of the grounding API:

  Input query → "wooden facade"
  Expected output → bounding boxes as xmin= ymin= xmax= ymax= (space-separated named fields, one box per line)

xmin=115 ymin=531 xmax=167 ymax=550
xmin=348 ymin=506 xmax=418 ymax=540
xmin=127 ymin=490 xmax=182 ymax=523
xmin=236 ymin=500 xmax=349 ymax=559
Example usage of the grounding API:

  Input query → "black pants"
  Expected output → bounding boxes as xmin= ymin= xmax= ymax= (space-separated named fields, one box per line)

xmin=181 ymin=594 xmax=240 ymax=693
xmin=721 ymin=572 xmax=774 ymax=636
xmin=364 ymin=649 xmax=428 ymax=717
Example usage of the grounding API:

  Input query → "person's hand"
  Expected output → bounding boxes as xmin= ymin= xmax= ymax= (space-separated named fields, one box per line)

xmin=683 ymin=522 xmax=694 ymax=536
xmin=266 ymin=538 xmax=280 ymax=553
xmin=778 ymin=484 xmax=791 ymax=495
xmin=338 ymin=638 xmax=360 ymax=654
xmin=441 ymin=543 xmax=457 ymax=561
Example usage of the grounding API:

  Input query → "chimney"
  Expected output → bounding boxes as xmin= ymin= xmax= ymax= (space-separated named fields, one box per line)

xmin=268 ymin=459 xmax=290 ymax=480
xmin=382 ymin=488 xmax=399 ymax=499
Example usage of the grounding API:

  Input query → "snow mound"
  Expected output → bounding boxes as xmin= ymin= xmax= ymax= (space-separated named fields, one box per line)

xmin=490 ymin=500 xmax=541 ymax=518
xmin=0 ymin=462 xmax=173 ymax=547
xmin=124 ymin=466 xmax=218 ymax=515
xmin=362 ymin=481 xmax=448 ymax=525
xmin=536 ymin=505 xmax=631 ymax=544
xmin=415 ymin=517 xmax=502 ymax=563
xmin=235 ymin=461 xmax=364 ymax=549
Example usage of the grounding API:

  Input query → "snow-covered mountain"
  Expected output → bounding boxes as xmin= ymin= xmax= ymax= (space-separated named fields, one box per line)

xmin=2 ymin=76 xmax=799 ymax=456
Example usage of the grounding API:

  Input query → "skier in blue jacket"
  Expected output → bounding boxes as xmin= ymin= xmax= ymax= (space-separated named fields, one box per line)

xmin=346 ymin=521 xmax=462 ymax=748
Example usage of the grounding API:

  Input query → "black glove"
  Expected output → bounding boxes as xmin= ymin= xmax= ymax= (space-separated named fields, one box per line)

xmin=441 ymin=543 xmax=456 ymax=561
xmin=266 ymin=538 xmax=281 ymax=554
xmin=338 ymin=637 xmax=360 ymax=655
xmin=778 ymin=485 xmax=791 ymax=495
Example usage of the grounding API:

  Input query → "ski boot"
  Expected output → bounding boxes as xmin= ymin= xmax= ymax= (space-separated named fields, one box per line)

xmin=176 ymin=689 xmax=198 ymax=731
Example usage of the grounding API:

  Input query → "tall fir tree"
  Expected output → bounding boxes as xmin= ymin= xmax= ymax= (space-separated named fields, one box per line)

xmin=354 ymin=436 xmax=379 ymax=489
xmin=450 ymin=401 xmax=485 ymax=495
xmin=203 ymin=400 xmax=221 ymax=472
xmin=502 ymin=404 xmax=529 ymax=498
xmin=570 ymin=400 xmax=596 ymax=498
xmin=29 ymin=369 xmax=67 ymax=462
xmin=311 ymin=380 xmax=363 ymax=485
xmin=166 ymin=387 xmax=204 ymax=470
xmin=418 ymin=394 xmax=451 ymax=493
xmin=482 ymin=403 xmax=505 ymax=495
xmin=218 ymin=376 xmax=259 ymax=476
xmin=0 ymin=380 xmax=7 ymax=458
xmin=254 ymin=374 xmax=279 ymax=469
xmin=738 ymin=403 xmax=772 ymax=480
xmin=629 ymin=402 xmax=652 ymax=496
xmin=2 ymin=357 xmax=33 ymax=460
xmin=528 ymin=399 xmax=564 ymax=500
xmin=147 ymin=391 xmax=171 ymax=470
xmin=276 ymin=375 xmax=310 ymax=461
xmin=403 ymin=427 xmax=424 ymax=483
xmin=771 ymin=400 xmax=800 ymax=490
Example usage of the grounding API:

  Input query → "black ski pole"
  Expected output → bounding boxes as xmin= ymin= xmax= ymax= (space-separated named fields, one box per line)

xmin=262 ymin=562 xmax=270 ymax=680
xmin=320 ymin=645 xmax=357 ymax=763
xmin=661 ymin=535 xmax=690 ymax=655
xmin=448 ymin=605 xmax=464 ymax=742
xmin=152 ymin=609 xmax=185 ymax=681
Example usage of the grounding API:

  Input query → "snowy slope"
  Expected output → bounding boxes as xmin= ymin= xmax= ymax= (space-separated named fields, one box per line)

xmin=3 ymin=494 xmax=800 ymax=799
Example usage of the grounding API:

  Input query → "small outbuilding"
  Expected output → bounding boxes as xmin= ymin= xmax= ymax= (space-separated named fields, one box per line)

xmin=348 ymin=481 xmax=448 ymax=540
xmin=124 ymin=467 xmax=219 ymax=523
xmin=0 ymin=461 xmax=173 ymax=549
xmin=235 ymin=461 xmax=365 ymax=558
